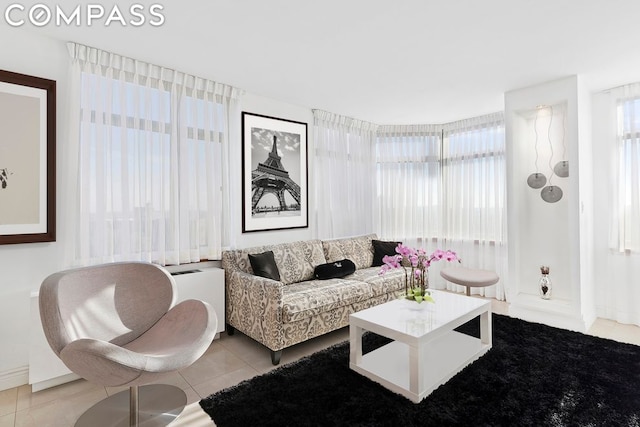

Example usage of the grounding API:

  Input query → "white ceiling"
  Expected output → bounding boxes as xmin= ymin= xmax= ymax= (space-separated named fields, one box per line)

xmin=18 ymin=0 xmax=640 ymax=124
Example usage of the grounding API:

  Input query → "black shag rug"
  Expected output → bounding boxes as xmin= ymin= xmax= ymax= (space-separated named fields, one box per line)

xmin=200 ymin=314 xmax=640 ymax=426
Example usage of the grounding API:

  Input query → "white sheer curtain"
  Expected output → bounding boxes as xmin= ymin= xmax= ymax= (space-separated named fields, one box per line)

xmin=66 ymin=42 xmax=241 ymax=266
xmin=609 ymin=83 xmax=640 ymax=253
xmin=374 ymin=114 xmax=507 ymax=300
xmin=592 ymin=83 xmax=640 ymax=326
xmin=375 ymin=124 xmax=442 ymax=247
xmin=313 ymin=110 xmax=377 ymax=239
xmin=439 ymin=113 xmax=507 ymax=299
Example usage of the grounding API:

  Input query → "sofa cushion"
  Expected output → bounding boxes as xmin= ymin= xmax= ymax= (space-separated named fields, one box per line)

xmin=222 ymin=240 xmax=327 ymax=285
xmin=322 ymin=234 xmax=377 ymax=270
xmin=350 ymin=267 xmax=406 ymax=297
xmin=272 ymin=240 xmax=327 ymax=285
xmin=314 ymin=259 xmax=356 ymax=280
xmin=248 ymin=251 xmax=281 ymax=281
xmin=282 ymin=278 xmax=372 ymax=323
xmin=371 ymin=240 xmax=401 ymax=266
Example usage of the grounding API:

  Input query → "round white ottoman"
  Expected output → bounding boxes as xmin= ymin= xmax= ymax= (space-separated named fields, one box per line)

xmin=440 ymin=267 xmax=499 ymax=296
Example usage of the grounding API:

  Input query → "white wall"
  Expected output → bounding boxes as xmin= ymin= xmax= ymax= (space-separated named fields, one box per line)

xmin=0 ymin=27 xmax=70 ymax=389
xmin=576 ymin=78 xmax=596 ymax=327
xmin=231 ymin=92 xmax=315 ymax=249
xmin=0 ymin=28 xmax=318 ymax=391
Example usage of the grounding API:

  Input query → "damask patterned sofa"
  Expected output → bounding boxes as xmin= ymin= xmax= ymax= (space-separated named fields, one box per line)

xmin=221 ymin=234 xmax=405 ymax=364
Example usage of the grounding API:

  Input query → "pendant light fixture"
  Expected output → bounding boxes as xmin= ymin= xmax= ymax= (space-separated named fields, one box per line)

xmin=541 ymin=185 xmax=563 ymax=203
xmin=541 ymin=105 xmax=563 ymax=203
xmin=526 ymin=106 xmax=547 ymax=189
xmin=554 ymin=161 xmax=569 ymax=178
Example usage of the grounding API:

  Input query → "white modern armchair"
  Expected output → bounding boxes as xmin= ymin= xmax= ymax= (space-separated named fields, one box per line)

xmin=39 ymin=262 xmax=218 ymax=426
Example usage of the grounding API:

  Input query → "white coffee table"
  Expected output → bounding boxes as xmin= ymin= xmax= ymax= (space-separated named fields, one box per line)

xmin=349 ymin=290 xmax=492 ymax=403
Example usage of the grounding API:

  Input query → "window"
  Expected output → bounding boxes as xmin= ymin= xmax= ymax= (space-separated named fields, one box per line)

xmin=614 ymin=96 xmax=640 ymax=251
xmin=375 ymin=114 xmax=505 ymax=244
xmin=313 ymin=110 xmax=376 ymax=238
xmin=375 ymin=128 xmax=442 ymax=239
xmin=443 ymin=121 xmax=505 ymax=242
xmin=70 ymin=44 xmax=236 ymax=265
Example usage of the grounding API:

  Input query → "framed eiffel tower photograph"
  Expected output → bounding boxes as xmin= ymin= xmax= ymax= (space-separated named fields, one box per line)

xmin=242 ymin=112 xmax=308 ymax=232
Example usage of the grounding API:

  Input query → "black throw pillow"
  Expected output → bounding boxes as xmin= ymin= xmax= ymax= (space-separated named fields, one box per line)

xmin=248 ymin=251 xmax=281 ymax=281
xmin=314 ymin=259 xmax=356 ymax=280
xmin=372 ymin=240 xmax=401 ymax=266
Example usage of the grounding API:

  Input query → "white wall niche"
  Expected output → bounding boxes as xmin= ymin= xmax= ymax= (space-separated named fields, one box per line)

xmin=505 ymin=75 xmax=595 ymax=332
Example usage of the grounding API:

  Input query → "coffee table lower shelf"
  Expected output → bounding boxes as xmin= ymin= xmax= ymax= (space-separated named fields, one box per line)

xmin=350 ymin=330 xmax=490 ymax=403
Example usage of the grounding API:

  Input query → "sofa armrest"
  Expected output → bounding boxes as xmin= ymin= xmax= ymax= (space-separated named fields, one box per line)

xmin=227 ymin=270 xmax=284 ymax=307
xmin=225 ymin=270 xmax=285 ymax=350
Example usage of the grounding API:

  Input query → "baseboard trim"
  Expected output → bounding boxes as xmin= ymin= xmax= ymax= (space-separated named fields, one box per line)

xmin=0 ymin=366 xmax=28 ymax=392
xmin=509 ymin=303 xmax=588 ymax=333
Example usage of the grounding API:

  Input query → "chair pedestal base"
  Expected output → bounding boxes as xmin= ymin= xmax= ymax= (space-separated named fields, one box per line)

xmin=75 ymin=384 xmax=187 ymax=427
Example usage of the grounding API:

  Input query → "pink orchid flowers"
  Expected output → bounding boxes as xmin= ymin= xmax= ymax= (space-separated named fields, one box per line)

xmin=378 ymin=243 xmax=461 ymax=302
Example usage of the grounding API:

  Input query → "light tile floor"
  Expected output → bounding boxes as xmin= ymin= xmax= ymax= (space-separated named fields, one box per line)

xmin=1 ymin=297 xmax=639 ymax=426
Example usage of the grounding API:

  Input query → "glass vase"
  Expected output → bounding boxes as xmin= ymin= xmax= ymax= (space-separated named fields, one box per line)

xmin=539 ymin=266 xmax=551 ymax=300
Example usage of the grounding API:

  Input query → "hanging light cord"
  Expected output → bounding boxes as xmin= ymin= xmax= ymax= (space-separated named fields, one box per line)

xmin=561 ymin=105 xmax=567 ymax=160
xmin=547 ymin=105 xmax=555 ymax=184
xmin=533 ymin=109 xmax=540 ymax=173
